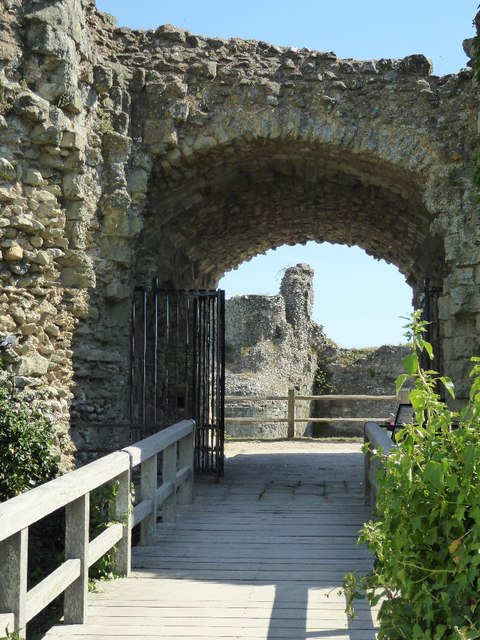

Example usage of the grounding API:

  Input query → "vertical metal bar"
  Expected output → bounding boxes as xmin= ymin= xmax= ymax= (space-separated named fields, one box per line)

xmin=152 ymin=278 xmax=159 ymax=427
xmin=164 ymin=293 xmax=170 ymax=427
xmin=200 ymin=295 xmax=206 ymax=471
xmin=141 ymin=289 xmax=147 ymax=430
xmin=210 ymin=295 xmax=216 ymax=473
xmin=217 ymin=290 xmax=226 ymax=477
xmin=174 ymin=293 xmax=180 ymax=424
xmin=130 ymin=293 xmax=137 ymax=433
xmin=192 ymin=296 xmax=199 ymax=471
xmin=197 ymin=295 xmax=203 ymax=471
xmin=184 ymin=293 xmax=190 ymax=419
xmin=203 ymin=296 xmax=209 ymax=470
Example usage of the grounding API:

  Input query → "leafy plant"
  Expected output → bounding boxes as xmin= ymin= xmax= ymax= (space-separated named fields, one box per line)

xmin=1 ymin=628 xmax=22 ymax=640
xmin=88 ymin=481 xmax=121 ymax=587
xmin=0 ymin=379 xmax=60 ymax=501
xmin=348 ymin=311 xmax=480 ymax=639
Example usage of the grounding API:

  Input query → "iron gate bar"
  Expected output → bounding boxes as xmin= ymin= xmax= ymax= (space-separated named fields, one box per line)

xmin=130 ymin=284 xmax=225 ymax=477
xmin=152 ymin=278 xmax=159 ymax=425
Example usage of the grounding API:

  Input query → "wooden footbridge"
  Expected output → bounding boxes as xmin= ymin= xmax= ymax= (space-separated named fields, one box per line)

xmin=0 ymin=423 xmax=380 ymax=640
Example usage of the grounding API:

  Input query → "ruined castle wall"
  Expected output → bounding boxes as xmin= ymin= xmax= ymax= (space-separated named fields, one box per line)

xmin=0 ymin=1 xmax=478 ymax=460
xmin=225 ymin=264 xmax=325 ymax=437
xmin=313 ymin=345 xmax=410 ymax=437
xmin=0 ymin=1 xmax=140 ymax=461
xmin=224 ymin=265 xmax=409 ymax=438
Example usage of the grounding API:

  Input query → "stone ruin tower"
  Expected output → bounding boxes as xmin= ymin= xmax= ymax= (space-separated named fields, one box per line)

xmin=225 ymin=264 xmax=325 ymax=437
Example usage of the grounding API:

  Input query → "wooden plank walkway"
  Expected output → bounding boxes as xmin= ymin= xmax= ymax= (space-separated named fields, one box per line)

xmin=43 ymin=440 xmax=378 ymax=640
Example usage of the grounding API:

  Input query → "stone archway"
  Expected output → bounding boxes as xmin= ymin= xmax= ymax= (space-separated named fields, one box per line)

xmin=0 ymin=1 xmax=478 ymax=458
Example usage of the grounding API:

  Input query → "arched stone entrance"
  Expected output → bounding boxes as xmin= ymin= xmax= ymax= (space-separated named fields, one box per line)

xmin=0 ymin=1 xmax=478 ymax=458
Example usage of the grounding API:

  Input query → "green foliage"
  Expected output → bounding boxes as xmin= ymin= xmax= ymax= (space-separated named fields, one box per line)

xmin=349 ymin=311 xmax=480 ymax=639
xmin=0 ymin=382 xmax=60 ymax=501
xmin=313 ymin=352 xmax=334 ymax=394
xmin=88 ymin=481 xmax=121 ymax=587
xmin=1 ymin=628 xmax=22 ymax=640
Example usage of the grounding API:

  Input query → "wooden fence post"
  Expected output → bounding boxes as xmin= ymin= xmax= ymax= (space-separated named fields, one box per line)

xmin=288 ymin=388 xmax=295 ymax=439
xmin=0 ymin=529 xmax=28 ymax=638
xmin=140 ymin=455 xmax=158 ymax=546
xmin=64 ymin=494 xmax=89 ymax=623
xmin=114 ymin=468 xmax=132 ymax=577
xmin=162 ymin=443 xmax=177 ymax=523
xmin=178 ymin=428 xmax=195 ymax=505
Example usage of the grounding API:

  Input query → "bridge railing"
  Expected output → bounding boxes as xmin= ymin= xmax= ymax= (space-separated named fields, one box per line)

xmin=226 ymin=390 xmax=396 ymax=438
xmin=0 ymin=419 xmax=195 ymax=639
xmin=363 ymin=420 xmax=395 ymax=506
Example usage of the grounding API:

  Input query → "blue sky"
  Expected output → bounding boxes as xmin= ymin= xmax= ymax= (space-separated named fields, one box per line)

xmin=95 ymin=1 xmax=476 ymax=347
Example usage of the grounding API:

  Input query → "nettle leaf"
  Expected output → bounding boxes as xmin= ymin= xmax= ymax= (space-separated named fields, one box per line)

xmin=448 ymin=538 xmax=462 ymax=555
xmin=403 ymin=353 xmax=418 ymax=375
xmin=423 ymin=460 xmax=445 ymax=489
xmin=433 ymin=624 xmax=448 ymax=640
xmin=395 ymin=373 xmax=409 ymax=392
xmin=418 ymin=339 xmax=434 ymax=360
xmin=439 ymin=376 xmax=455 ymax=399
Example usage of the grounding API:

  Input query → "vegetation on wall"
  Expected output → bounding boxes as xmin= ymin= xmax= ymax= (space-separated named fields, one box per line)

xmin=0 ymin=368 xmax=60 ymax=501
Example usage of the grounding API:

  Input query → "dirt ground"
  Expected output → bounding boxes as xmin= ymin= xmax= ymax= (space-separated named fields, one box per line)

xmin=224 ymin=438 xmax=364 ymax=457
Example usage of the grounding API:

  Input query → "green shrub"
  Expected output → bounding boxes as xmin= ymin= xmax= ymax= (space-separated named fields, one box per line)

xmin=0 ymin=384 xmax=60 ymax=500
xmin=89 ymin=481 xmax=120 ymax=586
xmin=347 ymin=312 xmax=480 ymax=639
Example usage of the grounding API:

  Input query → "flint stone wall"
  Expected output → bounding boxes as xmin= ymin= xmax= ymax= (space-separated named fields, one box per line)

xmin=314 ymin=345 xmax=411 ymax=437
xmin=225 ymin=264 xmax=325 ymax=437
xmin=0 ymin=1 xmax=478 ymax=461
xmin=225 ymin=264 xmax=409 ymax=438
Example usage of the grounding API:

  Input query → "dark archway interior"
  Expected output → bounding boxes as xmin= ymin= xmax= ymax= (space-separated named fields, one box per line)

xmin=136 ymin=140 xmax=444 ymax=298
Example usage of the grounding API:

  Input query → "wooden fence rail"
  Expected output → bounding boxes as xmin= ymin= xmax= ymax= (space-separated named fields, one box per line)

xmin=0 ymin=419 xmax=196 ymax=639
xmin=225 ymin=390 xmax=397 ymax=438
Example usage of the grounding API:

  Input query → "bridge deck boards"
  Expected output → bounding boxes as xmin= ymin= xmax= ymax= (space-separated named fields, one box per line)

xmin=43 ymin=441 xmax=378 ymax=640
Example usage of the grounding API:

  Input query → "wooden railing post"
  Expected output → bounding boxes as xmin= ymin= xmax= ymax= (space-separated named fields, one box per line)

xmin=177 ymin=428 xmax=195 ymax=506
xmin=64 ymin=494 xmax=89 ymax=623
xmin=287 ymin=388 xmax=296 ymax=439
xmin=0 ymin=529 xmax=28 ymax=638
xmin=114 ymin=468 xmax=132 ymax=577
xmin=364 ymin=427 xmax=372 ymax=506
xmin=162 ymin=443 xmax=177 ymax=523
xmin=140 ymin=454 xmax=158 ymax=546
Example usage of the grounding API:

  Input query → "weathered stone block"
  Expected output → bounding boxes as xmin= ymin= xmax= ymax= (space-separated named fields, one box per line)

xmin=63 ymin=172 xmax=87 ymax=200
xmin=93 ymin=65 xmax=113 ymax=94
xmin=0 ymin=157 xmax=16 ymax=180
xmin=2 ymin=245 xmax=23 ymax=261
xmin=23 ymin=168 xmax=44 ymax=186
xmin=102 ymin=131 xmax=132 ymax=163
xmin=16 ymin=352 xmax=49 ymax=376
xmin=61 ymin=266 xmax=95 ymax=288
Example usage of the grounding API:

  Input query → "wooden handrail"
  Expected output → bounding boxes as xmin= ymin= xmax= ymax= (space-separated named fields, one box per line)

xmin=0 ymin=419 xmax=196 ymax=638
xmin=226 ymin=394 xmax=396 ymax=401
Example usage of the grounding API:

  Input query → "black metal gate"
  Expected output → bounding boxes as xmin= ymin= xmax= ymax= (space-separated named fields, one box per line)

xmin=130 ymin=280 xmax=225 ymax=478
xmin=421 ymin=279 xmax=443 ymax=375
